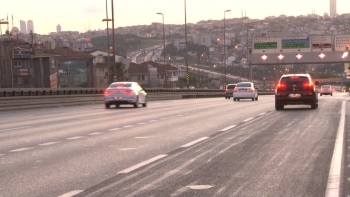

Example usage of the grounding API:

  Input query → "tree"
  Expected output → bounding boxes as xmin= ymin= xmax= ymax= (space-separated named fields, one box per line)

xmin=115 ymin=61 xmax=127 ymax=81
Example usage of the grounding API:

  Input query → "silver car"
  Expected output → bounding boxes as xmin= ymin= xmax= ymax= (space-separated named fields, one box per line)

xmin=233 ymin=82 xmax=258 ymax=101
xmin=319 ymin=85 xmax=334 ymax=96
xmin=104 ymin=82 xmax=147 ymax=108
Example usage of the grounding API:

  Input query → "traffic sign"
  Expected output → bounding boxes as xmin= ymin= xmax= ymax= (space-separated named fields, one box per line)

xmin=335 ymin=35 xmax=350 ymax=52
xmin=311 ymin=36 xmax=332 ymax=52
xmin=252 ymin=37 xmax=280 ymax=54
xmin=281 ymin=37 xmax=311 ymax=52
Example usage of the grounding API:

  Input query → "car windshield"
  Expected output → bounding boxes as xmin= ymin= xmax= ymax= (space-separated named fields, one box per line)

xmin=322 ymin=85 xmax=331 ymax=88
xmin=237 ymin=83 xmax=252 ymax=87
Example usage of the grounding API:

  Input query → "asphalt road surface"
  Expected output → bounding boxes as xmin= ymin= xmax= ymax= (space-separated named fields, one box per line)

xmin=0 ymin=92 xmax=349 ymax=197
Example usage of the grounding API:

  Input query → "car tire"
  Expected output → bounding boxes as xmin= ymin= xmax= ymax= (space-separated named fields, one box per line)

xmin=255 ymin=96 xmax=258 ymax=101
xmin=142 ymin=97 xmax=147 ymax=107
xmin=105 ymin=104 xmax=110 ymax=109
xmin=320 ymin=94 xmax=322 ymax=96
xmin=134 ymin=97 xmax=139 ymax=108
xmin=233 ymin=98 xmax=236 ymax=101
xmin=275 ymin=102 xmax=283 ymax=110
xmin=252 ymin=98 xmax=254 ymax=101
xmin=228 ymin=97 xmax=231 ymax=99
xmin=311 ymin=101 xmax=317 ymax=109
xmin=237 ymin=99 xmax=240 ymax=101
xmin=331 ymin=94 xmax=333 ymax=96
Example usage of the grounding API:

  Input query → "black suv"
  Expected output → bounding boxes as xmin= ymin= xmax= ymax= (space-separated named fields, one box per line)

xmin=275 ymin=74 xmax=319 ymax=110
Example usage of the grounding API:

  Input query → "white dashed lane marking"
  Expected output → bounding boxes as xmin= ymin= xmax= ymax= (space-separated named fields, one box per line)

xmin=243 ymin=118 xmax=254 ymax=122
xmin=39 ymin=141 xmax=61 ymax=146
xmin=181 ymin=137 xmax=210 ymax=148
xmin=10 ymin=147 xmax=35 ymax=152
xmin=67 ymin=136 xmax=84 ymax=140
xmin=118 ymin=148 xmax=137 ymax=151
xmin=88 ymin=132 xmax=103 ymax=136
xmin=57 ymin=190 xmax=83 ymax=197
xmin=123 ymin=125 xmax=134 ymax=128
xmin=220 ymin=125 xmax=237 ymax=132
xmin=109 ymin=128 xmax=121 ymax=131
xmin=118 ymin=154 xmax=168 ymax=174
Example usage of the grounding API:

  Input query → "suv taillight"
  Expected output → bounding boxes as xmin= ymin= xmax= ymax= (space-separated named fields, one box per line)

xmin=233 ymin=88 xmax=237 ymax=92
xmin=277 ymin=83 xmax=286 ymax=89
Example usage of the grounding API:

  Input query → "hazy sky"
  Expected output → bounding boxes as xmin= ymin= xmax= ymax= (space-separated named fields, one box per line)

xmin=1 ymin=0 xmax=350 ymax=35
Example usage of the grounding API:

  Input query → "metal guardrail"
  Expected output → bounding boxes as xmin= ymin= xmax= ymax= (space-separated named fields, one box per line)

xmin=0 ymin=88 xmax=225 ymax=97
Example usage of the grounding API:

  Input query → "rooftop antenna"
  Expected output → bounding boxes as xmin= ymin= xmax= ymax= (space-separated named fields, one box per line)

xmin=6 ymin=14 xmax=8 ymax=31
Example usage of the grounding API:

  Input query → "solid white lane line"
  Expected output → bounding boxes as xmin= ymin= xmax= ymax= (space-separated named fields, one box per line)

xmin=67 ymin=136 xmax=84 ymax=140
xmin=88 ymin=132 xmax=103 ymax=136
xmin=10 ymin=147 xmax=35 ymax=152
xmin=137 ymin=122 xmax=146 ymax=125
xmin=149 ymin=120 xmax=158 ymax=122
xmin=39 ymin=141 xmax=61 ymax=146
xmin=0 ymin=126 xmax=31 ymax=132
xmin=57 ymin=190 xmax=83 ymax=197
xmin=258 ymin=112 xmax=267 ymax=116
xmin=325 ymin=101 xmax=345 ymax=197
xmin=109 ymin=128 xmax=121 ymax=131
xmin=118 ymin=154 xmax=168 ymax=174
xmin=181 ymin=137 xmax=210 ymax=148
xmin=243 ymin=118 xmax=254 ymax=122
xmin=123 ymin=125 xmax=134 ymax=128
xmin=220 ymin=125 xmax=237 ymax=132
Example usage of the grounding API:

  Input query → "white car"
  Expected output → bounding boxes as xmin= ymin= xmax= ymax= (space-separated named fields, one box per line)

xmin=318 ymin=85 xmax=334 ymax=96
xmin=233 ymin=82 xmax=258 ymax=101
xmin=104 ymin=82 xmax=147 ymax=108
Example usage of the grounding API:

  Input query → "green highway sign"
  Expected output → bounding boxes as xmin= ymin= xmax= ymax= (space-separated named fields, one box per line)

xmin=254 ymin=42 xmax=278 ymax=49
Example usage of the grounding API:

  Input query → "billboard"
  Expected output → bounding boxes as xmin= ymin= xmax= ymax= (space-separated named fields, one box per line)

xmin=335 ymin=35 xmax=350 ymax=52
xmin=252 ymin=37 xmax=280 ymax=53
xmin=311 ymin=36 xmax=332 ymax=52
xmin=281 ymin=37 xmax=311 ymax=52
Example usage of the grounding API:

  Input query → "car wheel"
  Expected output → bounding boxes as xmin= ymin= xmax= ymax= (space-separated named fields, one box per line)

xmin=228 ymin=97 xmax=231 ymax=99
xmin=105 ymin=104 xmax=110 ymax=109
xmin=252 ymin=98 xmax=254 ymax=101
xmin=255 ymin=96 xmax=258 ymax=101
xmin=237 ymin=99 xmax=240 ymax=101
xmin=134 ymin=97 xmax=139 ymax=108
xmin=142 ymin=97 xmax=147 ymax=107
xmin=331 ymin=93 xmax=333 ymax=96
xmin=311 ymin=101 xmax=317 ymax=109
xmin=233 ymin=98 xmax=236 ymax=101
xmin=320 ymin=94 xmax=322 ymax=96
xmin=275 ymin=102 xmax=283 ymax=110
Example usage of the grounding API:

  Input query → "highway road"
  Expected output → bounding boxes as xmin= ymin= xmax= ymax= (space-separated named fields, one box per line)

xmin=0 ymin=93 xmax=349 ymax=197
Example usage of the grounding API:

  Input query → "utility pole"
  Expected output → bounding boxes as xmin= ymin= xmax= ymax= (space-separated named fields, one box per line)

xmin=111 ymin=0 xmax=116 ymax=82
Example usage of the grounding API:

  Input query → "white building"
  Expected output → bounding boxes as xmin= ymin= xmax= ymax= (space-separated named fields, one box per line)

xmin=57 ymin=24 xmax=61 ymax=33
xmin=330 ymin=0 xmax=337 ymax=18
xmin=20 ymin=20 xmax=26 ymax=34
xmin=27 ymin=20 xmax=34 ymax=33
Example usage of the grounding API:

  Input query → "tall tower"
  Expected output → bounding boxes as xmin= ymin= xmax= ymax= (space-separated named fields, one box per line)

xmin=330 ymin=0 xmax=337 ymax=18
xmin=27 ymin=20 xmax=34 ymax=33
xmin=56 ymin=24 xmax=61 ymax=33
xmin=20 ymin=20 xmax=26 ymax=34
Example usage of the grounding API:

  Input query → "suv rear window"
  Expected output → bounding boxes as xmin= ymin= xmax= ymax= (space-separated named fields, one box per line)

xmin=237 ymin=83 xmax=252 ymax=87
xmin=109 ymin=83 xmax=132 ymax=88
xmin=227 ymin=85 xmax=236 ymax=89
xmin=280 ymin=76 xmax=309 ymax=84
xmin=321 ymin=85 xmax=330 ymax=88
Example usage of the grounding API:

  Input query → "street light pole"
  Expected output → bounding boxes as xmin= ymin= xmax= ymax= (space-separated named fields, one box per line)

xmin=111 ymin=0 xmax=116 ymax=82
xmin=102 ymin=0 xmax=112 ymax=84
xmin=223 ymin=10 xmax=231 ymax=87
xmin=184 ymin=0 xmax=189 ymax=89
xmin=157 ymin=12 xmax=166 ymax=88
